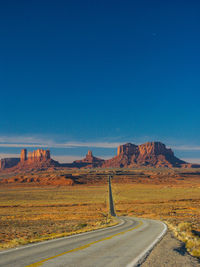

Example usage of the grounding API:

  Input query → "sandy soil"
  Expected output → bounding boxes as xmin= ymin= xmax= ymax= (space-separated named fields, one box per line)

xmin=141 ymin=231 xmax=200 ymax=267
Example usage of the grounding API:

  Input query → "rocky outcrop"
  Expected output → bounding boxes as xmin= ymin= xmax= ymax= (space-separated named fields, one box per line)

xmin=21 ymin=149 xmax=27 ymax=162
xmin=73 ymin=150 xmax=104 ymax=168
xmin=102 ymin=142 xmax=186 ymax=168
xmin=20 ymin=149 xmax=51 ymax=163
xmin=0 ymin=158 xmax=20 ymax=170
xmin=0 ymin=142 xmax=195 ymax=172
xmin=0 ymin=149 xmax=57 ymax=171
xmin=137 ymin=142 xmax=185 ymax=167
xmin=18 ymin=149 xmax=59 ymax=169
xmin=117 ymin=143 xmax=138 ymax=156
xmin=27 ymin=149 xmax=50 ymax=162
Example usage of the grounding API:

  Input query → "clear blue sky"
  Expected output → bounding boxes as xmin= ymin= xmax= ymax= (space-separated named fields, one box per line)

xmin=0 ymin=1 xmax=200 ymax=162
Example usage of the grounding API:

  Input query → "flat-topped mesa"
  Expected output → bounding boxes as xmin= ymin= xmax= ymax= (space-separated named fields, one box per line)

xmin=138 ymin=142 xmax=174 ymax=156
xmin=136 ymin=142 xmax=181 ymax=167
xmin=1 ymin=149 xmax=58 ymax=171
xmin=17 ymin=148 xmax=59 ymax=169
xmin=27 ymin=149 xmax=51 ymax=162
xmin=103 ymin=141 xmax=186 ymax=168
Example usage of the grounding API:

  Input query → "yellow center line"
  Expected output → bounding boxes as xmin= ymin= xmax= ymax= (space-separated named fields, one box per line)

xmin=26 ymin=220 xmax=143 ymax=267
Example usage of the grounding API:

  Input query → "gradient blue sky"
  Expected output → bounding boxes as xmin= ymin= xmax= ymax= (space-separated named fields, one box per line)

xmin=1 ymin=0 xmax=200 ymax=162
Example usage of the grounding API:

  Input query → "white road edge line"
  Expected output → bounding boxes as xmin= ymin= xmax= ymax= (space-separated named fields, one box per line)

xmin=0 ymin=217 xmax=125 ymax=255
xmin=126 ymin=221 xmax=168 ymax=267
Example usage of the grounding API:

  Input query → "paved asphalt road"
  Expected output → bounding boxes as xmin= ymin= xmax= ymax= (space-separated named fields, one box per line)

xmin=0 ymin=217 xmax=166 ymax=267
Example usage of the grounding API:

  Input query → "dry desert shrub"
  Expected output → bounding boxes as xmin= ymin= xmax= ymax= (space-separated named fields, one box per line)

xmin=168 ymin=222 xmax=200 ymax=258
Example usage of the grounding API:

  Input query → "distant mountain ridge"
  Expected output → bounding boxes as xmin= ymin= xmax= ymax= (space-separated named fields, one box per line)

xmin=0 ymin=141 xmax=199 ymax=171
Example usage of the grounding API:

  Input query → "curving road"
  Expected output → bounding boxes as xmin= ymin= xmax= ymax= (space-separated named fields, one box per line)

xmin=0 ymin=217 xmax=166 ymax=267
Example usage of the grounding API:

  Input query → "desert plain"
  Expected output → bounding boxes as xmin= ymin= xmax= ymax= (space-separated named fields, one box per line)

xmin=0 ymin=167 xmax=199 ymax=259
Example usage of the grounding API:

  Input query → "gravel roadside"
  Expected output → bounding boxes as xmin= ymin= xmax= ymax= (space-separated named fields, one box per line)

xmin=140 ymin=231 xmax=200 ymax=267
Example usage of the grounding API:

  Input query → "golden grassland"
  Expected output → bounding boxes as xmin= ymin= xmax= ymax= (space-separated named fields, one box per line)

xmin=0 ymin=185 xmax=117 ymax=249
xmin=0 ymin=168 xmax=200 ymax=257
xmin=112 ymin=182 xmax=200 ymax=258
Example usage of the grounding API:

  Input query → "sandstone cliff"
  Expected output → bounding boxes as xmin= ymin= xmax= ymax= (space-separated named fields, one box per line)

xmin=0 ymin=142 xmax=196 ymax=172
xmin=18 ymin=149 xmax=59 ymax=169
xmin=102 ymin=142 xmax=186 ymax=168
xmin=0 ymin=149 xmax=59 ymax=171
xmin=27 ymin=149 xmax=50 ymax=162
xmin=21 ymin=149 xmax=27 ymax=162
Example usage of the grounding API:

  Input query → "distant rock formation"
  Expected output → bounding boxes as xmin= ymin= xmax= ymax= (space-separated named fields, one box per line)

xmin=0 ymin=149 xmax=59 ymax=171
xmin=20 ymin=148 xmax=51 ymax=163
xmin=27 ymin=149 xmax=50 ymax=163
xmin=73 ymin=150 xmax=105 ymax=168
xmin=117 ymin=143 xmax=138 ymax=156
xmin=0 ymin=158 xmax=20 ymax=170
xmin=102 ymin=142 xmax=187 ymax=168
xmin=18 ymin=149 xmax=59 ymax=169
xmin=21 ymin=149 xmax=27 ymax=162
xmin=0 ymin=142 xmax=198 ymax=172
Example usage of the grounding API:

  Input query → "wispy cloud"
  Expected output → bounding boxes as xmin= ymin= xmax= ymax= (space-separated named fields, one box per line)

xmin=0 ymin=135 xmax=120 ymax=149
xmin=0 ymin=144 xmax=47 ymax=148
xmin=182 ymin=158 xmax=200 ymax=164
xmin=0 ymin=136 xmax=48 ymax=144
xmin=2 ymin=135 xmax=200 ymax=152
xmin=55 ymin=142 xmax=120 ymax=148
xmin=172 ymin=145 xmax=200 ymax=151
xmin=0 ymin=153 xmax=20 ymax=159
xmin=0 ymin=135 xmax=51 ymax=148
xmin=0 ymin=142 xmax=120 ymax=148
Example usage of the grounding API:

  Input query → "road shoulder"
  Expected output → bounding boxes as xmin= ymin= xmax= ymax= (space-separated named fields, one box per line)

xmin=141 ymin=231 xmax=200 ymax=267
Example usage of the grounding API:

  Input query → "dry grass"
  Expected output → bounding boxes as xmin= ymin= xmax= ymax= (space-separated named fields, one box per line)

xmin=112 ymin=183 xmax=200 ymax=258
xmin=168 ymin=222 xmax=200 ymax=257
xmin=0 ymin=185 xmax=117 ymax=249
xmin=0 ymin=168 xmax=200 ymax=258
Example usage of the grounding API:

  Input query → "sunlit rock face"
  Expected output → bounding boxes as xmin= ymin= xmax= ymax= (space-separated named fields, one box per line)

xmin=102 ymin=142 xmax=186 ymax=168
xmin=18 ymin=149 xmax=59 ymax=169
xmin=27 ymin=149 xmax=51 ymax=162
xmin=0 ymin=143 xmax=194 ymax=171
xmin=117 ymin=143 xmax=138 ymax=156
xmin=20 ymin=149 xmax=27 ymax=162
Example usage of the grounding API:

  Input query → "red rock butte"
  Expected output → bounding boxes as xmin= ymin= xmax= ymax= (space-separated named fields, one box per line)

xmin=1 ymin=141 xmax=200 ymax=171
xmin=21 ymin=149 xmax=27 ymax=162
xmin=102 ymin=141 xmax=187 ymax=168
xmin=24 ymin=149 xmax=51 ymax=163
xmin=18 ymin=149 xmax=58 ymax=168
xmin=0 ymin=149 xmax=59 ymax=171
